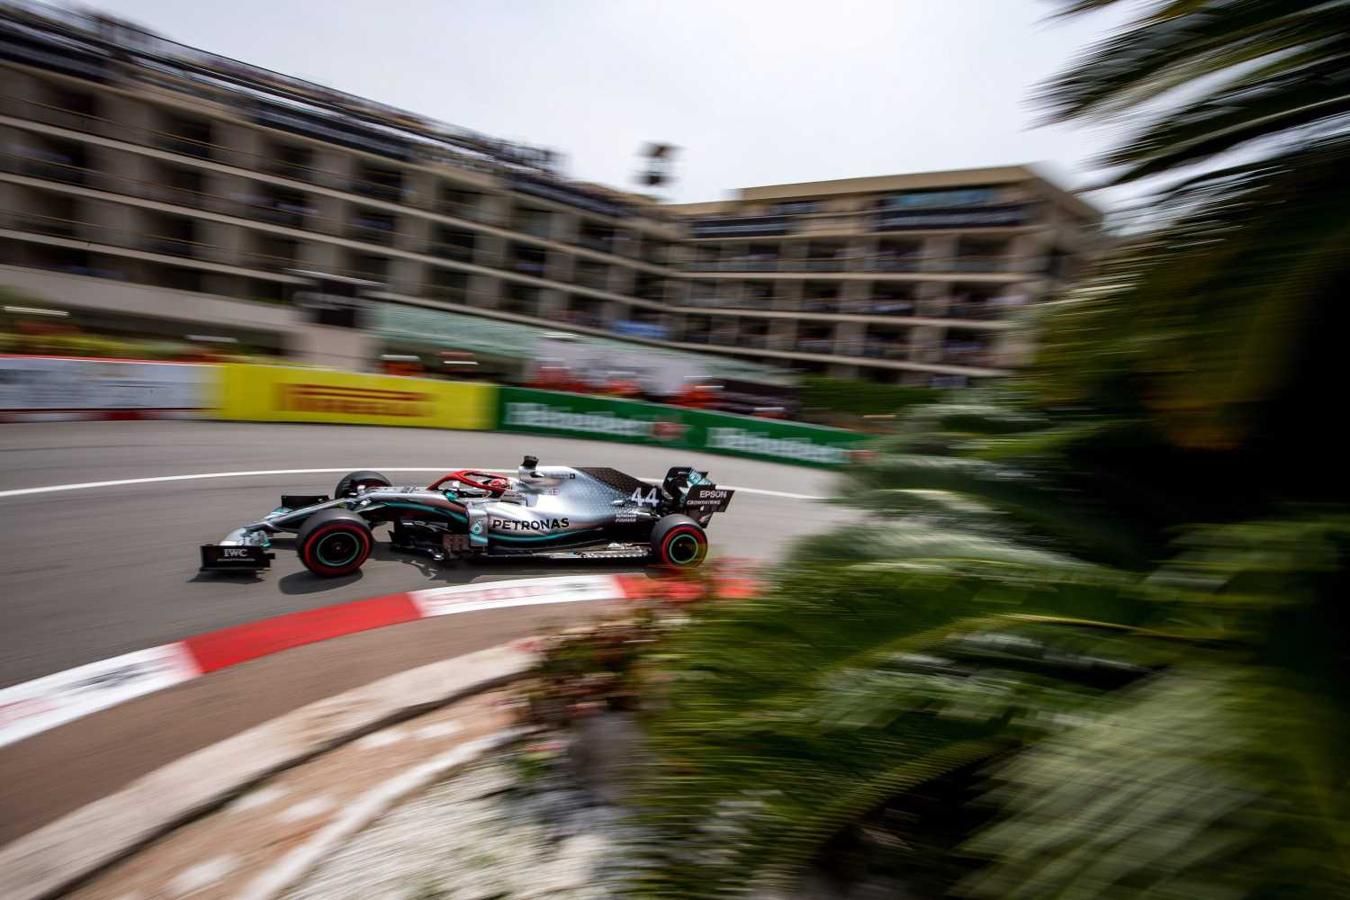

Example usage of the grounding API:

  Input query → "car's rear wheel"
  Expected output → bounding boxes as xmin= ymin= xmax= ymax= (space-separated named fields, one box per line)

xmin=297 ymin=509 xmax=374 ymax=577
xmin=651 ymin=514 xmax=708 ymax=568
xmin=334 ymin=470 xmax=391 ymax=499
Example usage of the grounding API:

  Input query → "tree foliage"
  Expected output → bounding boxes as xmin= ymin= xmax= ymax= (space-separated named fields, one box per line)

xmin=616 ymin=2 xmax=1350 ymax=895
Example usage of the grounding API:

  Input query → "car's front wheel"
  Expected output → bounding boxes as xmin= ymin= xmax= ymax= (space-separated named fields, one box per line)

xmin=650 ymin=514 xmax=708 ymax=568
xmin=297 ymin=509 xmax=374 ymax=577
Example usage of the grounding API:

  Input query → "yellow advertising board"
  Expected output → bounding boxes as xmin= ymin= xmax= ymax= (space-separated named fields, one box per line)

xmin=213 ymin=365 xmax=494 ymax=430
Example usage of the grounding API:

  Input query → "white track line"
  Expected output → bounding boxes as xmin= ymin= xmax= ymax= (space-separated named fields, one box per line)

xmin=0 ymin=468 xmax=824 ymax=502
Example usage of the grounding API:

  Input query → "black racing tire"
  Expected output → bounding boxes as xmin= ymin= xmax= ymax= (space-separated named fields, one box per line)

xmin=297 ymin=509 xmax=374 ymax=577
xmin=334 ymin=469 xmax=391 ymax=499
xmin=650 ymin=514 xmax=709 ymax=568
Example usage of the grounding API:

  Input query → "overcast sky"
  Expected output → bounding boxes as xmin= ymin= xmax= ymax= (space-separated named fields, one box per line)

xmin=87 ymin=0 xmax=1134 ymax=208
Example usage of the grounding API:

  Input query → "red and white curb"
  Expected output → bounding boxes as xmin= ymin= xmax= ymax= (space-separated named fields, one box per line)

xmin=0 ymin=574 xmax=674 ymax=750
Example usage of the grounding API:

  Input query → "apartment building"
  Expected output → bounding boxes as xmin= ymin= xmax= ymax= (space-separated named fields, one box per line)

xmin=0 ymin=4 xmax=1101 ymax=383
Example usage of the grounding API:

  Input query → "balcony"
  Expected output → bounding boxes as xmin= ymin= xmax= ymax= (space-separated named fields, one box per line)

xmin=689 ymin=215 xmax=789 ymax=238
xmin=247 ymin=197 xmax=311 ymax=228
xmin=862 ymin=299 xmax=917 ymax=317
xmin=794 ymin=213 xmax=859 ymax=234
xmin=874 ymin=204 xmax=1031 ymax=231
xmin=686 ymin=256 xmax=781 ymax=272
xmin=426 ymin=283 xmax=469 ymax=303
xmin=349 ymin=213 xmax=398 ymax=246
xmin=865 ymin=255 xmax=924 ymax=272
xmin=795 ymin=256 xmax=855 ymax=272
xmin=796 ymin=338 xmax=835 ymax=354
xmin=155 ymin=120 xmax=213 ymax=160
xmin=268 ymin=159 xmax=317 ymax=182
xmin=153 ymin=182 xmax=210 ymax=210
xmin=577 ymin=234 xmax=616 ymax=255
xmin=351 ymin=179 xmax=403 ymax=203
xmin=941 ymin=341 xmax=994 ymax=367
xmin=16 ymin=214 xmax=81 ymax=239
xmin=246 ymin=250 xmax=299 ymax=273
xmin=861 ymin=342 xmax=910 ymax=360
xmin=16 ymin=149 xmax=88 ymax=186
xmin=946 ymin=298 xmax=1003 ymax=320
xmin=426 ymin=242 xmax=474 ymax=262
xmin=511 ymin=217 xmax=553 ymax=240
xmin=143 ymin=235 xmax=197 ymax=259
xmin=574 ymin=265 xmax=611 ymax=291
xmin=510 ymin=248 xmax=548 ymax=276
xmin=946 ymin=256 xmax=1009 ymax=273
xmin=801 ymin=298 xmax=842 ymax=314
xmin=438 ymin=200 xmax=486 ymax=222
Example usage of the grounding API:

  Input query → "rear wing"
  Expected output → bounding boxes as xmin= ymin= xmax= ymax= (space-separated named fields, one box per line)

xmin=662 ymin=466 xmax=734 ymax=517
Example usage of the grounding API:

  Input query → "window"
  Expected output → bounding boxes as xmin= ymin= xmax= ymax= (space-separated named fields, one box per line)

xmin=773 ymin=200 xmax=819 ymax=215
xmin=878 ymin=187 xmax=998 ymax=210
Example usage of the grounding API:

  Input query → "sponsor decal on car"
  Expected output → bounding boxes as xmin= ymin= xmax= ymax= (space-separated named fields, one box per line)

xmin=490 ymin=517 xmax=570 ymax=532
xmin=685 ymin=485 xmax=735 ymax=512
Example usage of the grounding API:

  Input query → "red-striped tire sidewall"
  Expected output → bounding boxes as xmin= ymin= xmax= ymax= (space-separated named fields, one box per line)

xmin=300 ymin=522 xmax=373 ymax=576
xmin=659 ymin=524 xmax=707 ymax=567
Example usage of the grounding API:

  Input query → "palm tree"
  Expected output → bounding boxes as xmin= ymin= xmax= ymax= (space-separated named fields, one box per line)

xmin=1031 ymin=0 xmax=1350 ymax=470
xmin=619 ymin=2 xmax=1350 ymax=896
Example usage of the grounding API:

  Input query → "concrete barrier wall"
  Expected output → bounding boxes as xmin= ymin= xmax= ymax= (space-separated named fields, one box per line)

xmin=211 ymin=363 xmax=495 ymax=430
xmin=2 ymin=358 xmax=867 ymax=466
xmin=497 ymin=387 xmax=868 ymax=467
xmin=0 ymin=355 xmax=213 ymax=414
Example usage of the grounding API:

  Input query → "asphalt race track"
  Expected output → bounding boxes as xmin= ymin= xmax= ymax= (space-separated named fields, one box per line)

xmin=0 ymin=420 xmax=851 ymax=687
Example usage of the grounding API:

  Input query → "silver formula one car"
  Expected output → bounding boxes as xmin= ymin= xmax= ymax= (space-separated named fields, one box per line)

xmin=200 ymin=456 xmax=733 ymax=577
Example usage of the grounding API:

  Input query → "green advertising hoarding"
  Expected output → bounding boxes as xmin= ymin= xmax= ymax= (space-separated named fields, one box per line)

xmin=497 ymin=388 xmax=869 ymax=468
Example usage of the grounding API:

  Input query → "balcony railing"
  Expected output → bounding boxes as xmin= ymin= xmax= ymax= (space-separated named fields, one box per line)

xmin=425 ymin=284 xmax=469 ymax=303
xmin=684 ymin=258 xmax=780 ymax=272
xmin=16 ymin=214 xmax=81 ymax=238
xmin=348 ymin=222 xmax=396 ymax=245
xmin=797 ymin=257 xmax=854 ymax=272
xmin=17 ymin=155 xmax=88 ymax=186
xmin=239 ymin=247 xmax=300 ymax=272
xmin=854 ymin=300 xmax=917 ymax=317
xmin=152 ymin=183 xmax=211 ymax=209
xmin=874 ymin=204 xmax=1031 ymax=231
xmin=246 ymin=202 xmax=310 ymax=228
xmin=142 ymin=234 xmax=198 ymax=258
xmin=689 ymin=215 xmax=789 ymax=238
xmin=437 ymin=200 xmax=487 ymax=222
xmin=512 ymin=220 xmax=553 ymax=239
xmin=155 ymin=133 xmax=213 ymax=160
xmin=511 ymin=257 xmax=547 ymax=276
xmin=575 ymin=270 xmax=611 ymax=291
xmin=801 ymin=299 xmax=842 ymax=314
xmin=947 ymin=256 xmax=1010 ymax=272
xmin=865 ymin=256 xmax=924 ymax=272
xmin=947 ymin=300 xmax=1004 ymax=320
xmin=577 ymin=234 xmax=616 ymax=254
xmin=426 ymin=242 xmax=474 ymax=262
xmin=860 ymin=343 xmax=911 ymax=360
xmin=351 ymin=180 xmax=403 ymax=202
